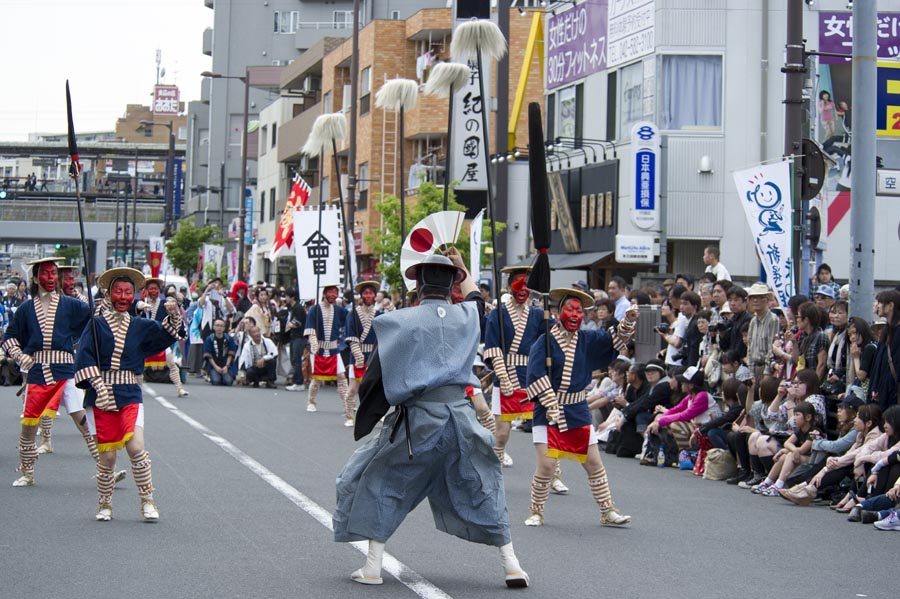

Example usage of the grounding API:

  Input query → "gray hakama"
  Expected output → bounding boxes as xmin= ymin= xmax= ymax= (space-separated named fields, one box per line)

xmin=333 ymin=299 xmax=511 ymax=546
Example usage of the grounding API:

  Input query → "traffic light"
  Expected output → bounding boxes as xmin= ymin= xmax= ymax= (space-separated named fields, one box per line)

xmin=55 ymin=243 xmax=68 ymax=250
xmin=0 ymin=190 xmax=7 ymax=199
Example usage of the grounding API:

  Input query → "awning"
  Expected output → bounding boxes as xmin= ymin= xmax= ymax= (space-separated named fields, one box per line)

xmin=511 ymin=251 xmax=613 ymax=270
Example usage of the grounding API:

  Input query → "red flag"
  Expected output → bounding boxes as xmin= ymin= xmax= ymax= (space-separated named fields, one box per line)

xmin=269 ymin=172 xmax=311 ymax=261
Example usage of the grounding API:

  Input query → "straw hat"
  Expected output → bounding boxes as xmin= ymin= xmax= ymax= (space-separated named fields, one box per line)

xmin=98 ymin=267 xmax=145 ymax=291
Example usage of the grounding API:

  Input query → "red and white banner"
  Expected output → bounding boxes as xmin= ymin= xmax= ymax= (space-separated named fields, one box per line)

xmin=269 ymin=173 xmax=311 ymax=261
xmin=148 ymin=237 xmax=164 ymax=278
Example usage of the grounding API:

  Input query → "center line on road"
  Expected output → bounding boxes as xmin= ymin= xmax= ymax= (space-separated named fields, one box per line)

xmin=144 ymin=385 xmax=453 ymax=599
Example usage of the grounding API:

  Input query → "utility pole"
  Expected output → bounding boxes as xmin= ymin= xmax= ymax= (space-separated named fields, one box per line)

xmin=495 ymin=3 xmax=510 ymax=272
xmin=849 ymin=0 xmax=876 ymax=318
xmin=783 ymin=0 xmax=805 ymax=294
xmin=346 ymin=0 xmax=360 ymax=278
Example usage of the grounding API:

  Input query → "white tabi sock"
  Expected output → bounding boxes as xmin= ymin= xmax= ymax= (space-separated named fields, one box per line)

xmin=351 ymin=540 xmax=384 ymax=585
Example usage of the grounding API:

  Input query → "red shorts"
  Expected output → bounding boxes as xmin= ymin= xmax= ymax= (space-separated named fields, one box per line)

xmin=93 ymin=404 xmax=141 ymax=453
xmin=491 ymin=388 xmax=534 ymax=422
xmin=21 ymin=380 xmax=67 ymax=426
xmin=145 ymin=350 xmax=166 ymax=369
xmin=546 ymin=424 xmax=592 ymax=463
xmin=312 ymin=354 xmax=338 ymax=381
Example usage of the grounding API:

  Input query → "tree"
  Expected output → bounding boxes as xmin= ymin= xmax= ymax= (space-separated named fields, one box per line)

xmin=54 ymin=245 xmax=82 ymax=265
xmin=165 ymin=217 xmax=222 ymax=276
xmin=366 ymin=182 xmax=503 ymax=292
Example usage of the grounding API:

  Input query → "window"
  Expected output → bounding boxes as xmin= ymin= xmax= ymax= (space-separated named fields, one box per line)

xmin=660 ymin=55 xmax=723 ymax=131
xmin=271 ymin=122 xmax=277 ymax=148
xmin=274 ymin=11 xmax=300 ymax=34
xmin=269 ymin=187 xmax=276 ymax=221
xmin=260 ymin=190 xmax=266 ymax=223
xmin=618 ymin=61 xmax=643 ymax=138
xmin=143 ymin=126 xmax=153 ymax=138
xmin=260 ymin=126 xmax=268 ymax=156
xmin=334 ymin=10 xmax=353 ymax=28
xmin=557 ymin=85 xmax=578 ymax=138
xmin=391 ymin=10 xmax=400 ymax=20
xmin=323 ymin=91 xmax=332 ymax=114
xmin=359 ymin=67 xmax=371 ymax=115
xmin=177 ymin=126 xmax=187 ymax=141
xmin=357 ymin=162 xmax=369 ymax=210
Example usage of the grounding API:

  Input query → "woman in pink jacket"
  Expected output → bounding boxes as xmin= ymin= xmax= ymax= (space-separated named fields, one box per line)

xmin=646 ymin=366 xmax=720 ymax=449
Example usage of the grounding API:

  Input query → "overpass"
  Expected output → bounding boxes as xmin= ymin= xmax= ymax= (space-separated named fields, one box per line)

xmin=0 ymin=195 xmax=165 ymax=274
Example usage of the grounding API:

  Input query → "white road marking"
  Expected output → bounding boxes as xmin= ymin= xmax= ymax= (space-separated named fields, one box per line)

xmin=144 ymin=385 xmax=453 ymax=599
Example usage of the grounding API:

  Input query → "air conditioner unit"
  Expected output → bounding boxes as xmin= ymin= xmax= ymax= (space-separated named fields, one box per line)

xmin=300 ymin=155 xmax=310 ymax=172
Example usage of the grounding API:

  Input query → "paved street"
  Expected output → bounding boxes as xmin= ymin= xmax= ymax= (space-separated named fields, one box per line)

xmin=1 ymin=379 xmax=895 ymax=599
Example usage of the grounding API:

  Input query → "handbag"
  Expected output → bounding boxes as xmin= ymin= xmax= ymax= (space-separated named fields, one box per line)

xmin=703 ymin=448 xmax=738 ymax=480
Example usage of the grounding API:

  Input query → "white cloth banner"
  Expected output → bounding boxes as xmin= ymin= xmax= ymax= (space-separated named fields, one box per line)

xmin=202 ymin=243 xmax=223 ymax=277
xmin=247 ymin=243 xmax=259 ymax=284
xmin=294 ymin=206 xmax=342 ymax=301
xmin=148 ymin=237 xmax=165 ymax=254
xmin=470 ymin=208 xmax=484 ymax=279
xmin=733 ymin=161 xmax=795 ymax=307
xmin=450 ymin=59 xmax=491 ymax=190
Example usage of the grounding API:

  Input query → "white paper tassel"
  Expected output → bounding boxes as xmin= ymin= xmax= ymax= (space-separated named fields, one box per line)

xmin=302 ymin=112 xmax=348 ymax=157
xmin=450 ymin=20 xmax=508 ymax=63
xmin=424 ymin=63 xmax=471 ymax=98
xmin=375 ymin=79 xmax=419 ymax=112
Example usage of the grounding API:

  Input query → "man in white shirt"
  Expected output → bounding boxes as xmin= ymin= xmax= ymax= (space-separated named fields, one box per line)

xmin=703 ymin=245 xmax=731 ymax=281
xmin=606 ymin=276 xmax=631 ymax=322
xmin=238 ymin=326 xmax=278 ymax=388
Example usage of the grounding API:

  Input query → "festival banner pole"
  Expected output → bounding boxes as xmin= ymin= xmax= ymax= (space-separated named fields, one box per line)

xmin=424 ymin=63 xmax=470 ymax=211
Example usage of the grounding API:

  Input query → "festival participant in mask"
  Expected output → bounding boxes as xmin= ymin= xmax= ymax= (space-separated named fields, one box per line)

xmin=345 ymin=281 xmax=390 ymax=428
xmin=523 ymin=287 xmax=638 ymax=527
xmin=305 ymin=284 xmax=350 ymax=419
xmin=139 ymin=277 xmax=188 ymax=398
xmin=484 ymin=267 xmax=570 ymax=490
xmin=3 ymin=258 xmax=95 ymax=486
xmin=74 ymin=267 xmax=184 ymax=521
xmin=334 ymin=251 xmax=528 ymax=588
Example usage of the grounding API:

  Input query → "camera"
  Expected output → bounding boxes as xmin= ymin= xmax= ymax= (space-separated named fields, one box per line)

xmin=654 ymin=323 xmax=670 ymax=334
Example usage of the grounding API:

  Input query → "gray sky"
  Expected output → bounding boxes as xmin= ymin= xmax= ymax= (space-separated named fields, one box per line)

xmin=0 ymin=0 xmax=211 ymax=140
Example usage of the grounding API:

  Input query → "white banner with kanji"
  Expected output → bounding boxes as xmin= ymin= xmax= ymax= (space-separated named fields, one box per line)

xmin=733 ymin=161 xmax=795 ymax=307
xmin=294 ymin=206 xmax=342 ymax=301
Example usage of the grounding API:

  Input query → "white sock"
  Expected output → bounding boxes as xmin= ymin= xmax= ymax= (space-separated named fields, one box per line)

xmin=763 ymin=477 xmax=774 ymax=485
xmin=354 ymin=540 xmax=384 ymax=580
xmin=499 ymin=543 xmax=523 ymax=574
xmin=774 ymin=480 xmax=785 ymax=489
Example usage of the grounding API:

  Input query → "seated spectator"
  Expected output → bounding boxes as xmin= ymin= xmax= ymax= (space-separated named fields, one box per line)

xmin=846 ymin=317 xmax=877 ymax=395
xmin=781 ymin=401 xmax=881 ymax=506
xmin=238 ymin=326 xmax=278 ymax=388
xmin=590 ymin=359 xmax=629 ymax=437
xmin=734 ymin=376 xmax=782 ymax=487
xmin=859 ymin=405 xmax=900 ymax=498
xmin=646 ymin=366 xmax=720 ymax=450
xmin=721 ymin=349 xmax=752 ymax=384
xmin=795 ymin=301 xmax=830 ymax=383
xmin=203 ymin=319 xmax=237 ymax=386
xmin=620 ymin=359 xmax=671 ymax=459
xmin=753 ymin=402 xmax=821 ymax=496
xmin=603 ymin=362 xmax=649 ymax=457
xmin=699 ymin=377 xmax=747 ymax=450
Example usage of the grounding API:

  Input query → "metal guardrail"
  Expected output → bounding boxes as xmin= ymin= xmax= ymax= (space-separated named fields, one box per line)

xmin=0 ymin=199 xmax=164 ymax=223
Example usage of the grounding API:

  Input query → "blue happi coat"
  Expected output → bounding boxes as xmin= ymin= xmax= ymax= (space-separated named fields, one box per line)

xmin=304 ymin=301 xmax=348 ymax=357
xmin=2 ymin=293 xmax=91 ymax=385
xmin=483 ymin=300 xmax=544 ymax=388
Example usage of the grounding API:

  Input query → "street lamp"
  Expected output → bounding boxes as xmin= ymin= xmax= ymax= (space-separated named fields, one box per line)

xmin=202 ymin=69 xmax=250 ymax=281
xmin=139 ymin=119 xmax=175 ymax=238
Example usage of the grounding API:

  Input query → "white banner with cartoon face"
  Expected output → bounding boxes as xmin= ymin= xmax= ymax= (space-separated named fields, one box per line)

xmin=733 ymin=161 xmax=795 ymax=307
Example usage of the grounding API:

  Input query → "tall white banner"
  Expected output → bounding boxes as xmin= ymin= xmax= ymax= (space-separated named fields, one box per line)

xmin=733 ymin=161 xmax=795 ymax=307
xmin=202 ymin=244 xmax=223 ymax=277
xmin=449 ymin=59 xmax=491 ymax=191
xmin=247 ymin=243 xmax=259 ymax=284
xmin=294 ymin=206 xmax=342 ymax=301
xmin=227 ymin=250 xmax=238 ymax=285
xmin=470 ymin=208 xmax=484 ymax=279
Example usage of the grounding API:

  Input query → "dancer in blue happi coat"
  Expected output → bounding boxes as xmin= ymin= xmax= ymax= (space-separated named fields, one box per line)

xmin=333 ymin=251 xmax=529 ymax=589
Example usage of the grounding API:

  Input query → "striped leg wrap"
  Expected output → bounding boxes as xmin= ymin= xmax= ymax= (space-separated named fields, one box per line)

xmin=588 ymin=466 xmax=613 ymax=511
xmin=18 ymin=436 xmax=38 ymax=474
xmin=307 ymin=379 xmax=320 ymax=406
xmin=130 ymin=450 xmax=154 ymax=498
xmin=39 ymin=416 xmax=53 ymax=440
xmin=529 ymin=475 xmax=552 ymax=514
xmin=338 ymin=378 xmax=353 ymax=418
xmin=83 ymin=432 xmax=100 ymax=462
xmin=168 ymin=360 xmax=182 ymax=387
xmin=478 ymin=412 xmax=496 ymax=433
xmin=493 ymin=446 xmax=505 ymax=462
xmin=96 ymin=462 xmax=115 ymax=505
xmin=554 ymin=462 xmax=562 ymax=480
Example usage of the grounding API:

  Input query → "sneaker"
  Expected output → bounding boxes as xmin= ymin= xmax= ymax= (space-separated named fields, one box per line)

xmin=874 ymin=510 xmax=900 ymax=531
xmin=760 ymin=484 xmax=782 ymax=497
xmin=286 ymin=384 xmax=306 ymax=392
xmin=600 ymin=509 xmax=631 ymax=527
xmin=725 ymin=469 xmax=751 ymax=485
xmin=524 ymin=512 xmax=544 ymax=526
xmin=550 ymin=477 xmax=569 ymax=495
xmin=750 ymin=481 xmax=772 ymax=494
xmin=95 ymin=503 xmax=112 ymax=521
xmin=37 ymin=441 xmax=54 ymax=455
xmin=306 ymin=403 xmax=317 ymax=413
xmin=738 ymin=474 xmax=765 ymax=489
xmin=501 ymin=452 xmax=514 ymax=467
xmin=140 ymin=498 xmax=160 ymax=522
xmin=344 ymin=418 xmax=354 ymax=428
xmin=12 ymin=473 xmax=34 ymax=487
xmin=177 ymin=387 xmax=190 ymax=397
